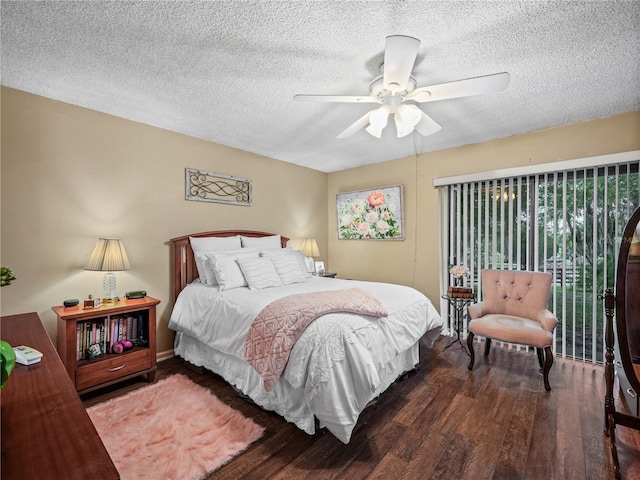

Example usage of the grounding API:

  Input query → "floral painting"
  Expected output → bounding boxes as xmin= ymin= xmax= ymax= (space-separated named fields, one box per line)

xmin=336 ymin=185 xmax=404 ymax=240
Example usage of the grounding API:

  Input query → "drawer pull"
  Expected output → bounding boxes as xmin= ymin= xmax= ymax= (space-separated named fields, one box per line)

xmin=107 ymin=364 xmax=126 ymax=372
xmin=626 ymin=388 xmax=637 ymax=399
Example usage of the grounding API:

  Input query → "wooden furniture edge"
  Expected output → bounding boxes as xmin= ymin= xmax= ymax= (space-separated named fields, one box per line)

xmin=52 ymin=296 xmax=161 ymax=319
xmin=1 ymin=312 xmax=119 ymax=479
xmin=604 ymin=205 xmax=640 ymax=479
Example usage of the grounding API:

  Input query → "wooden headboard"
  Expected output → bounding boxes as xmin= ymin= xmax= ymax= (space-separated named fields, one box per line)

xmin=169 ymin=230 xmax=289 ymax=302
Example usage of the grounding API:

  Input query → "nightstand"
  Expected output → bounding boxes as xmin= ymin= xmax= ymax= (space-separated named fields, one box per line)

xmin=53 ymin=296 xmax=160 ymax=394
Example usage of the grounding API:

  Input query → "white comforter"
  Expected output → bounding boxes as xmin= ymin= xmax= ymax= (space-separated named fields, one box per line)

xmin=169 ymin=276 xmax=443 ymax=443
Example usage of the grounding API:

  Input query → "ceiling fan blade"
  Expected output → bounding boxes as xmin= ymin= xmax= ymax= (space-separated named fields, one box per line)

xmin=383 ymin=35 xmax=420 ymax=92
xmin=414 ymin=110 xmax=442 ymax=136
xmin=294 ymin=94 xmax=379 ymax=103
xmin=407 ymin=72 xmax=510 ymax=103
xmin=336 ymin=111 xmax=373 ymax=139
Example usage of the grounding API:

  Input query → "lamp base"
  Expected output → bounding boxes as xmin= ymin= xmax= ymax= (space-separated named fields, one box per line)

xmin=102 ymin=272 xmax=118 ymax=303
xmin=304 ymin=256 xmax=315 ymax=273
xmin=101 ymin=296 xmax=120 ymax=304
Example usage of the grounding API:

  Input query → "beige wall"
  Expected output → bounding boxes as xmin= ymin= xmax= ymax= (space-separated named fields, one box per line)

xmin=328 ymin=111 xmax=640 ymax=307
xmin=2 ymin=85 xmax=638 ymax=353
xmin=0 ymin=87 xmax=328 ymax=353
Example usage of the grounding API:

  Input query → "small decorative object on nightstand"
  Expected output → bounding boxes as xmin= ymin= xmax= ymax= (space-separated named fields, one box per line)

xmin=53 ymin=296 xmax=159 ymax=394
xmin=318 ymin=272 xmax=337 ymax=278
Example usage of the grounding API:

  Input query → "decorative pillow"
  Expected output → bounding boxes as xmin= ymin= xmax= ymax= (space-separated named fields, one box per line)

xmin=195 ymin=247 xmax=255 ymax=286
xmin=237 ymin=257 xmax=283 ymax=290
xmin=190 ymin=236 xmax=242 ymax=283
xmin=207 ymin=249 xmax=260 ymax=290
xmin=240 ymin=235 xmax=281 ymax=249
xmin=194 ymin=252 xmax=218 ymax=285
xmin=261 ymin=249 xmax=310 ymax=283
xmin=288 ymin=250 xmax=313 ymax=277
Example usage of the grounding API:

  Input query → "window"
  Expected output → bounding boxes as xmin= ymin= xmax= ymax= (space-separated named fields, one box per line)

xmin=437 ymin=153 xmax=639 ymax=363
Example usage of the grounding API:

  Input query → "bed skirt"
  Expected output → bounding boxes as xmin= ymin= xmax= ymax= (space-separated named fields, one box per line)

xmin=174 ymin=331 xmax=422 ymax=442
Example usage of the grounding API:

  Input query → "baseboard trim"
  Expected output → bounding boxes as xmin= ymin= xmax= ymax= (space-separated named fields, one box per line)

xmin=157 ymin=349 xmax=175 ymax=362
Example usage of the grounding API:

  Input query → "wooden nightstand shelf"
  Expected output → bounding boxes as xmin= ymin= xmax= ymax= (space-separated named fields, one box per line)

xmin=54 ymin=296 xmax=160 ymax=394
xmin=318 ymin=272 xmax=337 ymax=278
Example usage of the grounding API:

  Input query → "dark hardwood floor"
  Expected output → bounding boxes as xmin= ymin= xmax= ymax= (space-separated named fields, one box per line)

xmin=82 ymin=336 xmax=640 ymax=479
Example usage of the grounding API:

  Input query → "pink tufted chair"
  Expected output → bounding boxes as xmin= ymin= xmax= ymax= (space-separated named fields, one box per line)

xmin=466 ymin=269 xmax=558 ymax=391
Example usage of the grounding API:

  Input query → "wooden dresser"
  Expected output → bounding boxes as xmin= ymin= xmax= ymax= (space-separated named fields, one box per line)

xmin=0 ymin=312 xmax=119 ymax=479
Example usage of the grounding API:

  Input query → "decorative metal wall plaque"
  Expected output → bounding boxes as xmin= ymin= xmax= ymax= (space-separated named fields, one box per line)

xmin=185 ymin=168 xmax=252 ymax=206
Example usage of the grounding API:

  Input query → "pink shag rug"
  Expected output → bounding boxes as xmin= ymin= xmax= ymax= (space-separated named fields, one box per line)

xmin=87 ymin=374 xmax=264 ymax=480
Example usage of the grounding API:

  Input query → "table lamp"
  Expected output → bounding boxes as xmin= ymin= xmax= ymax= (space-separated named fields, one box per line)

xmin=84 ymin=238 xmax=131 ymax=303
xmin=300 ymin=238 xmax=319 ymax=273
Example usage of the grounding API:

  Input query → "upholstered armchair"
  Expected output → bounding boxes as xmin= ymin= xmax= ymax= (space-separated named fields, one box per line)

xmin=466 ymin=269 xmax=558 ymax=391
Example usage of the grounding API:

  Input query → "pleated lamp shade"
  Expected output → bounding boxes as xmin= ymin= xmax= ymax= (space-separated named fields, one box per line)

xmin=300 ymin=238 xmax=320 ymax=257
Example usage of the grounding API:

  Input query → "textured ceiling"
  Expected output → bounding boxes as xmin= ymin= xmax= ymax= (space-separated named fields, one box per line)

xmin=1 ymin=1 xmax=639 ymax=173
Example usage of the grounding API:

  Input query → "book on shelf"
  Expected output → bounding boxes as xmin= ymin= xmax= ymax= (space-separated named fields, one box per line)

xmin=76 ymin=318 xmax=105 ymax=360
xmin=76 ymin=312 xmax=148 ymax=359
xmin=448 ymin=286 xmax=473 ymax=293
xmin=447 ymin=286 xmax=474 ymax=299
xmin=449 ymin=292 xmax=475 ymax=299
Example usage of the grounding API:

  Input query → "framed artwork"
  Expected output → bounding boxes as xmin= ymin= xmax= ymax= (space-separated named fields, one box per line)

xmin=336 ymin=185 xmax=404 ymax=240
xmin=314 ymin=261 xmax=325 ymax=275
xmin=185 ymin=168 xmax=251 ymax=206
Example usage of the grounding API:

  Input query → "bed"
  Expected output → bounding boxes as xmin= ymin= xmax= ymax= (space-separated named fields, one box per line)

xmin=168 ymin=230 xmax=443 ymax=443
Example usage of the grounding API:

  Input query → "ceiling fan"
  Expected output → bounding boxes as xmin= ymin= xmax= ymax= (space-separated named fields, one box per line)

xmin=294 ymin=35 xmax=510 ymax=139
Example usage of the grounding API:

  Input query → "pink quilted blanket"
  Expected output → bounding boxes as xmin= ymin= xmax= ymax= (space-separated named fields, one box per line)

xmin=244 ymin=288 xmax=388 ymax=392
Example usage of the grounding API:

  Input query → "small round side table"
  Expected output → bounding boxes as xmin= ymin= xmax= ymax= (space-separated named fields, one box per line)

xmin=442 ymin=294 xmax=475 ymax=356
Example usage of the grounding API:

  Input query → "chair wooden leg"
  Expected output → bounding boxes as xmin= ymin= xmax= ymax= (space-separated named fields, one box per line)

xmin=467 ymin=332 xmax=475 ymax=370
xmin=484 ymin=338 xmax=492 ymax=356
xmin=536 ymin=347 xmax=544 ymax=369
xmin=543 ymin=346 xmax=553 ymax=391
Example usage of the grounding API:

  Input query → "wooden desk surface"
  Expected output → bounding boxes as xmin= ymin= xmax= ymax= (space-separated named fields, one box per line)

xmin=1 ymin=312 xmax=119 ymax=479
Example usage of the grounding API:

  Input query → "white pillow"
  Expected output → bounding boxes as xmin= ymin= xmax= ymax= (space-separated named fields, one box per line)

xmin=240 ymin=235 xmax=281 ymax=249
xmin=270 ymin=248 xmax=312 ymax=278
xmin=195 ymin=247 xmax=256 ymax=286
xmin=190 ymin=236 xmax=242 ymax=282
xmin=258 ymin=246 xmax=291 ymax=256
xmin=268 ymin=251 xmax=309 ymax=285
xmin=237 ymin=257 xmax=283 ymax=290
xmin=207 ymin=249 xmax=260 ymax=290
xmin=194 ymin=252 xmax=218 ymax=285
xmin=190 ymin=235 xmax=242 ymax=252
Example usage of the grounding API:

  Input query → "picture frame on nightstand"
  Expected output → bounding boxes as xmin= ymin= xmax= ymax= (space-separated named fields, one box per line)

xmin=314 ymin=261 xmax=325 ymax=275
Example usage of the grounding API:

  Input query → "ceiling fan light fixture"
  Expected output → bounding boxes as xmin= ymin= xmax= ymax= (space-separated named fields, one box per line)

xmin=394 ymin=104 xmax=422 ymax=137
xmin=365 ymin=124 xmax=385 ymax=138
xmin=395 ymin=118 xmax=414 ymax=138
xmin=366 ymin=106 xmax=390 ymax=138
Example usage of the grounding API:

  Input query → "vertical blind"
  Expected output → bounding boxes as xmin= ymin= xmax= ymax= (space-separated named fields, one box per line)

xmin=438 ymin=160 xmax=639 ymax=364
